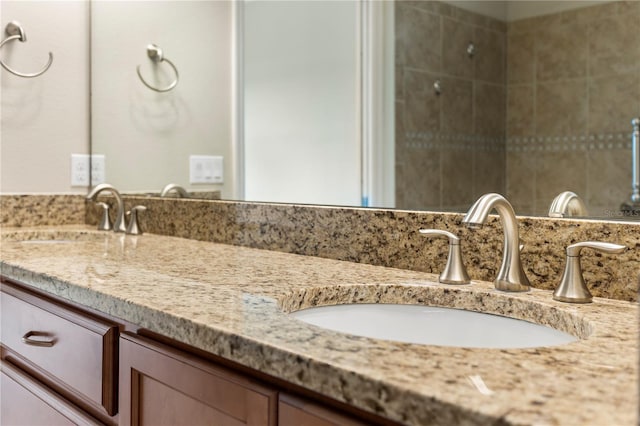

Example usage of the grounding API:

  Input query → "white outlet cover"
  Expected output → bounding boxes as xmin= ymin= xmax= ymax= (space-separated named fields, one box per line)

xmin=91 ymin=154 xmax=106 ymax=185
xmin=71 ymin=154 xmax=90 ymax=187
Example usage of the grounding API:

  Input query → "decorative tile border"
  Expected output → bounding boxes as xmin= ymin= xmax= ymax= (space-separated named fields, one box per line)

xmin=404 ymin=132 xmax=505 ymax=151
xmin=403 ymin=131 xmax=633 ymax=152
xmin=507 ymin=132 xmax=632 ymax=152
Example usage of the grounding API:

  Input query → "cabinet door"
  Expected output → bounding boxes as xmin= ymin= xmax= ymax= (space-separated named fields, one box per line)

xmin=1 ymin=361 xmax=102 ymax=426
xmin=278 ymin=394 xmax=368 ymax=426
xmin=119 ymin=333 xmax=277 ymax=426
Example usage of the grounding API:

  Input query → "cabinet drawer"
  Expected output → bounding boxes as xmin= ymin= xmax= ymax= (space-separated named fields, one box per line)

xmin=0 ymin=284 xmax=118 ymax=415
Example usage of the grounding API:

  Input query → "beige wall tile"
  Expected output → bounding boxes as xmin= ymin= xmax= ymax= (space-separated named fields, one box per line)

xmin=442 ymin=17 xmax=474 ymax=79
xmin=475 ymin=27 xmax=505 ymax=84
xmin=588 ymin=12 xmax=640 ymax=77
xmin=442 ymin=150 xmax=473 ymax=208
xmin=395 ymin=3 xmax=409 ymax=67
xmin=507 ymin=31 xmax=535 ymax=84
xmin=507 ymin=16 xmax=541 ymax=35
xmin=475 ymin=82 xmax=505 ymax=136
xmin=587 ymin=149 xmax=632 ymax=210
xmin=404 ymin=70 xmax=441 ymax=132
xmin=535 ymin=151 xmax=588 ymax=208
xmin=474 ymin=150 xmax=505 ymax=198
xmin=536 ymin=23 xmax=587 ymax=81
xmin=402 ymin=149 xmax=441 ymax=210
xmin=618 ymin=0 xmax=640 ymax=15
xmin=395 ymin=66 xmax=404 ymax=101
xmin=506 ymin=151 xmax=536 ymax=211
xmin=441 ymin=77 xmax=473 ymax=134
xmin=536 ymin=81 xmax=588 ymax=136
xmin=588 ymin=73 xmax=640 ymax=134
xmin=397 ymin=5 xmax=442 ymax=72
xmin=395 ymin=101 xmax=406 ymax=153
xmin=567 ymin=1 xmax=619 ymax=24
xmin=507 ymin=85 xmax=534 ymax=137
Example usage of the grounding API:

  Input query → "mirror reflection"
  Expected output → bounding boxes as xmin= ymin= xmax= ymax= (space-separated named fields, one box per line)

xmin=91 ymin=0 xmax=640 ymax=220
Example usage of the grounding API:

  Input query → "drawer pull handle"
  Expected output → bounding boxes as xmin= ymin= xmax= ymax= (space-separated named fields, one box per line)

xmin=22 ymin=331 xmax=56 ymax=347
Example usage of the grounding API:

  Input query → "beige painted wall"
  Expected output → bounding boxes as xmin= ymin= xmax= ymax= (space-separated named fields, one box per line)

xmin=91 ymin=1 xmax=232 ymax=196
xmin=0 ymin=0 xmax=90 ymax=194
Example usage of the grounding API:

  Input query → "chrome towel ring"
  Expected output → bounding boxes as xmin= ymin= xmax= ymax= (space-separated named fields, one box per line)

xmin=136 ymin=44 xmax=179 ymax=92
xmin=0 ymin=21 xmax=53 ymax=78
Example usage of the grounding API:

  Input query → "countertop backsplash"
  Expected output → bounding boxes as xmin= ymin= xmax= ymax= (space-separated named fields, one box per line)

xmin=1 ymin=194 xmax=637 ymax=302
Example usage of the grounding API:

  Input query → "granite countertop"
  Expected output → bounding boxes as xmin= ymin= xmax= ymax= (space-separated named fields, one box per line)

xmin=1 ymin=226 xmax=638 ymax=425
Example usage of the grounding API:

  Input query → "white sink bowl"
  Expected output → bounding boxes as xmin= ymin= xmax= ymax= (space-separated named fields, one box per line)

xmin=291 ymin=304 xmax=578 ymax=349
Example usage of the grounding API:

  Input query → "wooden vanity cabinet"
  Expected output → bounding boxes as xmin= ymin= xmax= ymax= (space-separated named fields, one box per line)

xmin=1 ymin=279 xmax=390 ymax=426
xmin=278 ymin=393 xmax=369 ymax=426
xmin=119 ymin=333 xmax=372 ymax=426
xmin=119 ymin=333 xmax=278 ymax=426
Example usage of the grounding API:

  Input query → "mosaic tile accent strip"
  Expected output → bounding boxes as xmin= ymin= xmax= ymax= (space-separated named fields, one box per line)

xmin=507 ymin=132 xmax=633 ymax=152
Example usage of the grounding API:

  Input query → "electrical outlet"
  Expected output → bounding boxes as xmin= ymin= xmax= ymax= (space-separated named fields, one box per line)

xmin=190 ymin=155 xmax=223 ymax=184
xmin=91 ymin=154 xmax=106 ymax=185
xmin=71 ymin=154 xmax=90 ymax=186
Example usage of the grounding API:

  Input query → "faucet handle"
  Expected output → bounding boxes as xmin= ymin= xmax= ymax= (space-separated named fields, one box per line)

xmin=419 ymin=229 xmax=470 ymax=285
xmin=95 ymin=202 xmax=112 ymax=231
xmin=126 ymin=206 xmax=147 ymax=235
xmin=553 ymin=241 xmax=627 ymax=303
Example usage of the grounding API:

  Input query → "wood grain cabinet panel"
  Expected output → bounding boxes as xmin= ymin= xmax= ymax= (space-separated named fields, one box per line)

xmin=0 ymin=283 xmax=118 ymax=416
xmin=1 ymin=361 xmax=102 ymax=426
xmin=278 ymin=393 xmax=369 ymax=426
xmin=119 ymin=333 xmax=278 ymax=426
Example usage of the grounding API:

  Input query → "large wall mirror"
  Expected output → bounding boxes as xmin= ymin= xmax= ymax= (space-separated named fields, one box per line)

xmin=91 ymin=0 xmax=640 ymax=220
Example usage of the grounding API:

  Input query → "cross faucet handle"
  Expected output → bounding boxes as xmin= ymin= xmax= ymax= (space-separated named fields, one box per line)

xmin=419 ymin=229 xmax=470 ymax=285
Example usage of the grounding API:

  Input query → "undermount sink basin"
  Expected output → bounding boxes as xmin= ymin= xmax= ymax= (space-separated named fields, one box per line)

xmin=291 ymin=303 xmax=578 ymax=349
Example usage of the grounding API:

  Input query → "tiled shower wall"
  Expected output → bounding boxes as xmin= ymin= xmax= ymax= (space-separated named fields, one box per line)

xmin=506 ymin=1 xmax=640 ymax=216
xmin=396 ymin=0 xmax=640 ymax=217
xmin=395 ymin=1 xmax=507 ymax=212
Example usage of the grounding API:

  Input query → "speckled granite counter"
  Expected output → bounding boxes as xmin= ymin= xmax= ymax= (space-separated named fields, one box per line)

xmin=1 ymin=226 xmax=637 ymax=425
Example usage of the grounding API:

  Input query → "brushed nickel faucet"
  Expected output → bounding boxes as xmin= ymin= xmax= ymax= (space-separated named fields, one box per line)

xmin=548 ymin=191 xmax=588 ymax=218
xmin=87 ymin=183 xmax=127 ymax=233
xmin=462 ymin=193 xmax=530 ymax=292
xmin=160 ymin=183 xmax=189 ymax=198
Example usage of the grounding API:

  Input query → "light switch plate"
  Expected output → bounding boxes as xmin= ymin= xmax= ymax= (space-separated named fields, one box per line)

xmin=190 ymin=155 xmax=223 ymax=184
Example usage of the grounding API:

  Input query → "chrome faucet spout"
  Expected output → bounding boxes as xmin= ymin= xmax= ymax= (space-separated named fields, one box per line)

xmin=87 ymin=183 xmax=127 ymax=233
xmin=462 ymin=193 xmax=530 ymax=292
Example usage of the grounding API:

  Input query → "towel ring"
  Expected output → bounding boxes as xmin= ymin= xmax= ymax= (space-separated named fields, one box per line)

xmin=0 ymin=21 xmax=53 ymax=78
xmin=136 ymin=44 xmax=179 ymax=92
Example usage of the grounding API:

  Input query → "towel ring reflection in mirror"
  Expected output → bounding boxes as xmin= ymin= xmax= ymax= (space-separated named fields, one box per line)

xmin=136 ymin=44 xmax=179 ymax=92
xmin=0 ymin=21 xmax=53 ymax=78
